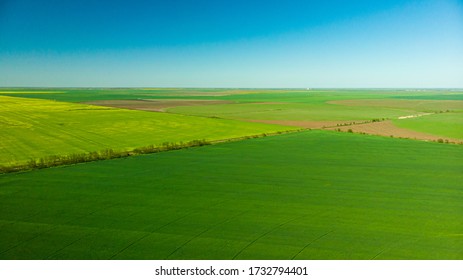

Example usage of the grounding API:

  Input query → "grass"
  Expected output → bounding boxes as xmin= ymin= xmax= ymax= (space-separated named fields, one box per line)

xmin=393 ymin=112 xmax=463 ymax=139
xmin=1 ymin=130 xmax=462 ymax=260
xmin=0 ymin=95 xmax=293 ymax=167
xmin=167 ymin=102 xmax=417 ymax=121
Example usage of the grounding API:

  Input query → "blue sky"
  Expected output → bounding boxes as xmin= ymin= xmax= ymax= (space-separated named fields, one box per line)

xmin=1 ymin=0 xmax=462 ymax=87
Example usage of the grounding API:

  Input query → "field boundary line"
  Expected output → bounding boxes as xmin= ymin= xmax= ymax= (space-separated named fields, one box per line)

xmin=291 ymin=230 xmax=334 ymax=260
xmin=232 ymin=214 xmax=307 ymax=260
xmin=107 ymin=211 xmax=195 ymax=260
xmin=110 ymin=199 xmax=233 ymax=259
xmin=0 ymin=224 xmax=58 ymax=256
xmin=0 ymin=203 xmax=119 ymax=257
xmin=46 ymin=209 xmax=153 ymax=259
xmin=164 ymin=210 xmax=248 ymax=260
xmin=45 ymin=234 xmax=91 ymax=259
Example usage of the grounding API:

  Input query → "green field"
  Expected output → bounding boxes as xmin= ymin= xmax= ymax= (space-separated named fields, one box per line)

xmin=0 ymin=88 xmax=462 ymax=260
xmin=0 ymin=95 xmax=292 ymax=167
xmin=3 ymin=88 xmax=461 ymax=141
xmin=2 ymin=88 xmax=462 ymax=103
xmin=393 ymin=112 xmax=463 ymax=139
xmin=164 ymin=90 xmax=463 ymax=139
xmin=0 ymin=131 xmax=462 ymax=259
xmin=168 ymin=101 xmax=415 ymax=121
xmin=165 ymin=91 xmax=461 ymax=118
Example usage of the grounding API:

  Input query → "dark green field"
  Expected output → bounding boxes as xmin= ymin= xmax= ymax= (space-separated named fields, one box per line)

xmin=1 ymin=131 xmax=462 ymax=259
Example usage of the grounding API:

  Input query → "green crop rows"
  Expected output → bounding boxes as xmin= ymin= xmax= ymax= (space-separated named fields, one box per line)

xmin=1 ymin=131 xmax=462 ymax=259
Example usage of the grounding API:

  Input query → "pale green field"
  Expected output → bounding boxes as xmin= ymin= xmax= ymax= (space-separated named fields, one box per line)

xmin=1 ymin=89 xmax=462 ymax=168
xmin=393 ymin=112 xmax=463 ymax=139
xmin=168 ymin=102 xmax=416 ymax=121
xmin=0 ymin=95 xmax=293 ymax=166
xmin=166 ymin=93 xmax=463 ymax=139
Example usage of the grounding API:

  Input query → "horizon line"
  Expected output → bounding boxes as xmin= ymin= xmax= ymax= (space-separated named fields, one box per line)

xmin=1 ymin=87 xmax=463 ymax=90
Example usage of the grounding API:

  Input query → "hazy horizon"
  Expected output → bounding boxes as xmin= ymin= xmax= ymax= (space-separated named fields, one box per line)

xmin=4 ymin=86 xmax=463 ymax=90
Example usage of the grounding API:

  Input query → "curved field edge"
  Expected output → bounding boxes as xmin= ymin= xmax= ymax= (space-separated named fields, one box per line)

xmin=325 ymin=120 xmax=463 ymax=144
xmin=0 ymin=95 xmax=295 ymax=167
xmin=0 ymin=130 xmax=462 ymax=260
xmin=392 ymin=112 xmax=463 ymax=140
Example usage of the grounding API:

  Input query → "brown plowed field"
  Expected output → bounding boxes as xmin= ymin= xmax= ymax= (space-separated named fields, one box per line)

xmin=326 ymin=120 xmax=462 ymax=143
xmin=247 ymin=120 xmax=362 ymax=129
xmin=84 ymin=99 xmax=233 ymax=112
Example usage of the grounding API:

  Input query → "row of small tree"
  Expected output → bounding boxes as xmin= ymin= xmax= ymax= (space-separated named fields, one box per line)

xmin=0 ymin=139 xmax=211 ymax=174
xmin=0 ymin=130 xmax=300 ymax=174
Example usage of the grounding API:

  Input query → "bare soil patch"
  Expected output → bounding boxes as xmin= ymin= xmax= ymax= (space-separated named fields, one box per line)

xmin=326 ymin=120 xmax=462 ymax=143
xmin=247 ymin=120 xmax=362 ymax=129
xmin=84 ymin=99 xmax=234 ymax=112
xmin=397 ymin=113 xmax=433 ymax=119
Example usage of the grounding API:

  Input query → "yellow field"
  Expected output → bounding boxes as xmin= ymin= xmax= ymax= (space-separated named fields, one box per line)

xmin=0 ymin=95 xmax=292 ymax=167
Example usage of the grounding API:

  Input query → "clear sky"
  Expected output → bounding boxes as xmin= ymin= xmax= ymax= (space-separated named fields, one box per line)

xmin=0 ymin=0 xmax=462 ymax=88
